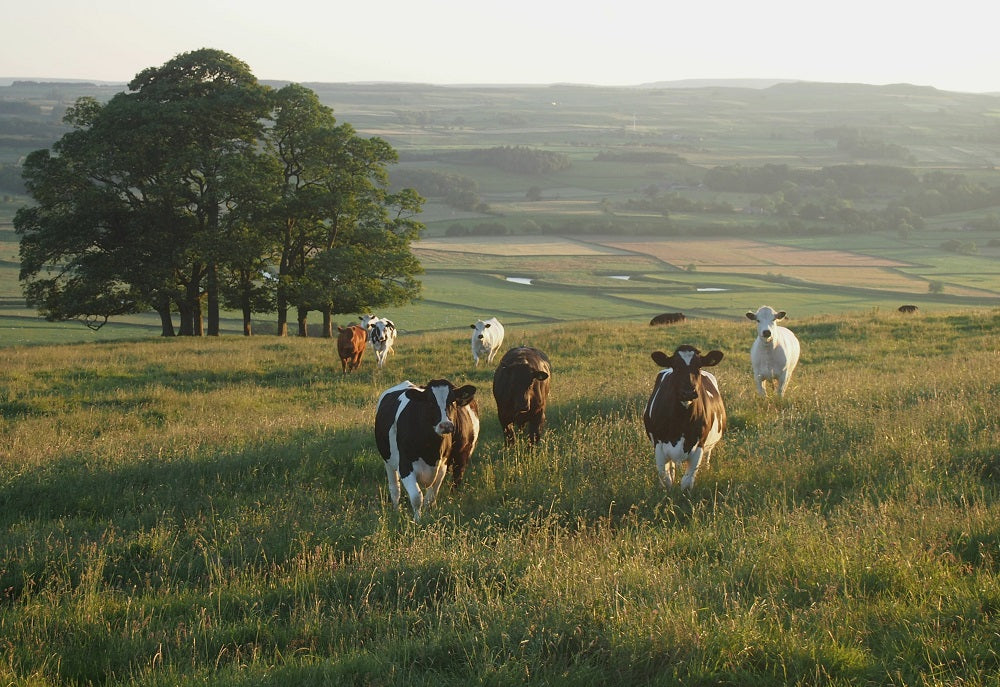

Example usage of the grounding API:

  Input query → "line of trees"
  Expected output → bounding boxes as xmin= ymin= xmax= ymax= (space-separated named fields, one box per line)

xmin=13 ymin=49 xmax=424 ymax=337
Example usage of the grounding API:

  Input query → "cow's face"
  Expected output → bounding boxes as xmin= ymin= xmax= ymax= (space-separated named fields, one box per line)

xmin=370 ymin=320 xmax=393 ymax=344
xmin=470 ymin=320 xmax=491 ymax=340
xmin=406 ymin=380 xmax=477 ymax=435
xmin=746 ymin=306 xmax=786 ymax=343
xmin=498 ymin=365 xmax=549 ymax=413
xmin=651 ymin=346 xmax=723 ymax=408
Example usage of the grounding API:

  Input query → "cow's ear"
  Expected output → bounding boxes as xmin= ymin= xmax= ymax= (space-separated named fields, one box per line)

xmin=470 ymin=324 xmax=476 ymax=329
xmin=775 ymin=311 xmax=787 ymax=320
xmin=701 ymin=350 xmax=724 ymax=367
xmin=745 ymin=312 xmax=757 ymax=321
xmin=453 ymin=385 xmax=477 ymax=406
xmin=533 ymin=371 xmax=549 ymax=381
xmin=404 ymin=388 xmax=426 ymax=402
xmin=651 ymin=351 xmax=671 ymax=367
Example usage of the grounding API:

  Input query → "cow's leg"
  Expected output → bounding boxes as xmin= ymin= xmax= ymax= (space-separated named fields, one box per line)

xmin=384 ymin=462 xmax=402 ymax=508
xmin=423 ymin=461 xmax=450 ymax=510
xmin=753 ymin=373 xmax=766 ymax=397
xmin=654 ymin=443 xmax=674 ymax=488
xmin=400 ymin=473 xmax=424 ymax=521
xmin=777 ymin=371 xmax=790 ymax=397
xmin=526 ymin=416 xmax=545 ymax=444
xmin=681 ymin=446 xmax=704 ymax=490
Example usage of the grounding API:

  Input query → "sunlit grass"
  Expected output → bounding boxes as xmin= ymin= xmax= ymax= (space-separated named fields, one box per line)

xmin=0 ymin=310 xmax=999 ymax=685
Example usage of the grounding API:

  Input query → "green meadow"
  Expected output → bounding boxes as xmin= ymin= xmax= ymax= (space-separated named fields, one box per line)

xmin=1 ymin=78 xmax=999 ymax=684
xmin=1 ymin=310 xmax=998 ymax=685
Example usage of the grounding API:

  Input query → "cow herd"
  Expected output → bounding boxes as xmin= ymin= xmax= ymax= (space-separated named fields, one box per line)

xmin=359 ymin=307 xmax=801 ymax=521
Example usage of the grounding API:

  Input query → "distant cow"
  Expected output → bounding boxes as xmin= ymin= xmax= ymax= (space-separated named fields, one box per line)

xmin=746 ymin=305 xmax=801 ymax=398
xmin=336 ymin=325 xmax=367 ymax=373
xmin=470 ymin=317 xmax=505 ymax=367
xmin=898 ymin=304 xmax=919 ymax=314
xmin=374 ymin=379 xmax=480 ymax=521
xmin=643 ymin=345 xmax=727 ymax=490
xmin=360 ymin=315 xmax=397 ymax=368
xmin=492 ymin=346 xmax=551 ymax=445
xmin=650 ymin=312 xmax=686 ymax=326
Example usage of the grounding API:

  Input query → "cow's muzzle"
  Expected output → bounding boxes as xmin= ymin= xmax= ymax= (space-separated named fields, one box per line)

xmin=436 ymin=420 xmax=455 ymax=435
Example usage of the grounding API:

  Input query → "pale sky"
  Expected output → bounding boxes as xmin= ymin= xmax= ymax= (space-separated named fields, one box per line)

xmin=3 ymin=0 xmax=998 ymax=93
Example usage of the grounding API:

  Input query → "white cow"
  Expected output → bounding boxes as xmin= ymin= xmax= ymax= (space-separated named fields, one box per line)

xmin=746 ymin=305 xmax=801 ymax=398
xmin=360 ymin=314 xmax=397 ymax=368
xmin=469 ymin=317 xmax=505 ymax=367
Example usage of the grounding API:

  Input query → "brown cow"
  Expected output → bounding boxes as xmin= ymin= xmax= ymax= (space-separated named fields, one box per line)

xmin=643 ymin=345 xmax=727 ymax=490
xmin=898 ymin=304 xmax=919 ymax=314
xmin=650 ymin=312 xmax=686 ymax=326
xmin=337 ymin=325 xmax=367 ymax=373
xmin=492 ymin=346 xmax=551 ymax=445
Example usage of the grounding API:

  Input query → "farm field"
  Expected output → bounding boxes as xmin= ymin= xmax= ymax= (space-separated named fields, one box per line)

xmin=1 ymin=310 xmax=998 ymax=685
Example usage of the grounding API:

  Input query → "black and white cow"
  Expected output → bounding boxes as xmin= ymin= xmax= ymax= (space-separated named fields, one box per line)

xmin=374 ymin=379 xmax=479 ymax=521
xmin=360 ymin=314 xmax=397 ymax=368
xmin=642 ymin=345 xmax=727 ymax=490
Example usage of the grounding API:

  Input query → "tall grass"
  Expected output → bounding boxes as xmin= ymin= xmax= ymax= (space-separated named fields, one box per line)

xmin=1 ymin=310 xmax=998 ymax=685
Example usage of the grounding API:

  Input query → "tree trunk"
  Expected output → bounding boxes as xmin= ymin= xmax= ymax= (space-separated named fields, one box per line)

xmin=276 ymin=285 xmax=288 ymax=336
xmin=321 ymin=307 xmax=333 ymax=338
xmin=207 ymin=261 xmax=220 ymax=336
xmin=156 ymin=298 xmax=175 ymax=337
xmin=297 ymin=306 xmax=309 ymax=337
xmin=242 ymin=291 xmax=252 ymax=336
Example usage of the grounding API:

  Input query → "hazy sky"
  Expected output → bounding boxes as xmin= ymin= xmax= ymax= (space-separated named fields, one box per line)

xmin=3 ymin=0 xmax=998 ymax=93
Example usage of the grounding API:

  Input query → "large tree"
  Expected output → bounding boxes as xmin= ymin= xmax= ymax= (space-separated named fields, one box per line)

xmin=266 ymin=84 xmax=423 ymax=337
xmin=15 ymin=50 xmax=423 ymax=336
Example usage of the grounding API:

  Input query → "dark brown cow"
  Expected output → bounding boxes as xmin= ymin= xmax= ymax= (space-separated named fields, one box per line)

xmin=492 ymin=346 xmax=551 ymax=445
xmin=337 ymin=325 xmax=367 ymax=373
xmin=898 ymin=304 xmax=919 ymax=314
xmin=650 ymin=312 xmax=686 ymax=326
xmin=375 ymin=380 xmax=480 ymax=521
xmin=642 ymin=345 xmax=727 ymax=490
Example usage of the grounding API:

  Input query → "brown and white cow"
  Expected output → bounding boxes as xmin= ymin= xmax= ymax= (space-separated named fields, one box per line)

xmin=336 ymin=325 xmax=367 ymax=373
xmin=643 ymin=345 xmax=727 ymax=490
xmin=374 ymin=379 xmax=479 ymax=521
xmin=492 ymin=346 xmax=551 ymax=445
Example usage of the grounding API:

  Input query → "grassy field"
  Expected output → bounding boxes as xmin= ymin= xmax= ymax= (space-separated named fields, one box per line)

xmin=1 ymin=309 xmax=998 ymax=685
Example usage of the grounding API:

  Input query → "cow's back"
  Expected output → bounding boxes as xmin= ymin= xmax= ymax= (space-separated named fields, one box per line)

xmin=374 ymin=382 xmax=411 ymax=460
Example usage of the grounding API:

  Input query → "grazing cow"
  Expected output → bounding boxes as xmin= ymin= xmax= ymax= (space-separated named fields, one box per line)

xmin=746 ymin=305 xmax=801 ymax=398
xmin=492 ymin=346 xmax=551 ymax=445
xmin=650 ymin=312 xmax=686 ymax=326
xmin=336 ymin=325 xmax=367 ymax=373
xmin=361 ymin=315 xmax=397 ymax=368
xmin=643 ymin=345 xmax=727 ymax=490
xmin=898 ymin=304 xmax=919 ymax=314
xmin=470 ymin=317 xmax=505 ymax=367
xmin=374 ymin=379 xmax=480 ymax=521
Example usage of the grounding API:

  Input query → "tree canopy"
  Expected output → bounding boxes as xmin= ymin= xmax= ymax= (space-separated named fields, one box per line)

xmin=14 ymin=48 xmax=424 ymax=336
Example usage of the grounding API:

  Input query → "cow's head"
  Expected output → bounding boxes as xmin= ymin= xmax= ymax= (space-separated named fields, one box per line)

xmin=405 ymin=379 xmax=477 ymax=435
xmin=746 ymin=306 xmax=786 ymax=343
xmin=470 ymin=320 xmax=491 ymax=339
xmin=651 ymin=345 xmax=723 ymax=408
xmin=370 ymin=319 xmax=395 ymax=344
xmin=496 ymin=362 xmax=549 ymax=413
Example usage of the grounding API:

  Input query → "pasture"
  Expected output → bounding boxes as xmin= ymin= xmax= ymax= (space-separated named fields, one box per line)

xmin=1 ymin=309 xmax=998 ymax=685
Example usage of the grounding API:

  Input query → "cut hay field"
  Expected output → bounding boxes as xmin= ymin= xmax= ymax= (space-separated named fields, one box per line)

xmin=1 ymin=310 xmax=998 ymax=685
